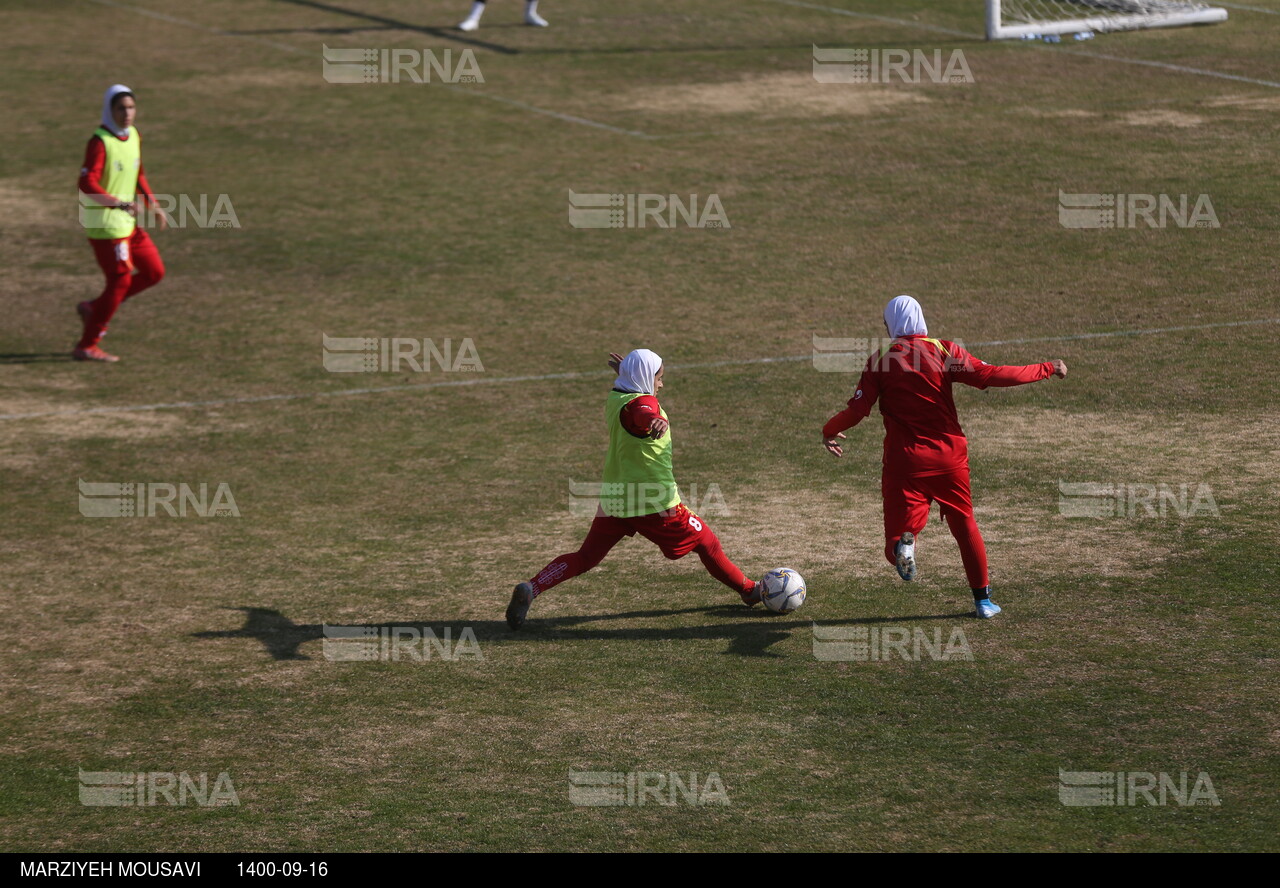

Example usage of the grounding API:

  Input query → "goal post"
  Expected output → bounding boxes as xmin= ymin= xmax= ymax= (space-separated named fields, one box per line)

xmin=986 ymin=0 xmax=1228 ymax=40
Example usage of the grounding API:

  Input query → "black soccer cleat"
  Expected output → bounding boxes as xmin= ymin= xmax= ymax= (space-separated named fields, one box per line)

xmin=506 ymin=582 xmax=533 ymax=630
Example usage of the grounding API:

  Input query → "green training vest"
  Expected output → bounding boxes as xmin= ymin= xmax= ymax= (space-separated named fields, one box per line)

xmin=601 ymin=390 xmax=681 ymax=518
xmin=82 ymin=126 xmax=140 ymax=240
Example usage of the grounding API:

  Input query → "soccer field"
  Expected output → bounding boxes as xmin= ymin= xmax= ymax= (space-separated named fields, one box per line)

xmin=1 ymin=0 xmax=1278 ymax=854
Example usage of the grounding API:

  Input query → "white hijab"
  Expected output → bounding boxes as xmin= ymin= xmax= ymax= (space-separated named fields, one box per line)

xmin=101 ymin=84 xmax=134 ymax=138
xmin=614 ymin=348 xmax=663 ymax=395
xmin=884 ymin=294 xmax=928 ymax=339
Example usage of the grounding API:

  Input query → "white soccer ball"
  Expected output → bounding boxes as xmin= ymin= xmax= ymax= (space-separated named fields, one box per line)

xmin=760 ymin=567 xmax=806 ymax=614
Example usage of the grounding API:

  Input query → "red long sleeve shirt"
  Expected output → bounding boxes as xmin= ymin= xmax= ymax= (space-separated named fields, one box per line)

xmin=619 ymin=394 xmax=662 ymax=437
xmin=79 ymin=132 xmax=155 ymax=206
xmin=823 ymin=335 xmax=1054 ymax=477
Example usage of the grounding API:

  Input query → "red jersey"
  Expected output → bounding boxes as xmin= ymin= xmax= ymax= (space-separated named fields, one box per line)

xmin=823 ymin=335 xmax=1054 ymax=477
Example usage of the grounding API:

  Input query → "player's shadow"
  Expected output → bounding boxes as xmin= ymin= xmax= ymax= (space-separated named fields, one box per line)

xmin=0 ymin=352 xmax=75 ymax=364
xmin=193 ymin=605 xmax=970 ymax=661
xmin=263 ymin=0 xmax=519 ymax=53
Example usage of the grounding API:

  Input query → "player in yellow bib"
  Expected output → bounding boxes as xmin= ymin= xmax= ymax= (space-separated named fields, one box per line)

xmin=75 ymin=84 xmax=168 ymax=362
xmin=507 ymin=349 xmax=763 ymax=630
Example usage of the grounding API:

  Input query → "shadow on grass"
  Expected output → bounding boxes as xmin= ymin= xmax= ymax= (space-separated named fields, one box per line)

xmin=0 ymin=352 xmax=74 ymax=364
xmin=264 ymin=0 xmax=519 ymax=54
xmin=193 ymin=605 xmax=972 ymax=661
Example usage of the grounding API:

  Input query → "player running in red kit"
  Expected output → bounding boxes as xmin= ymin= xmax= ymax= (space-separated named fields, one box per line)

xmin=74 ymin=84 xmax=167 ymax=362
xmin=822 ymin=295 xmax=1067 ymax=618
xmin=507 ymin=349 xmax=762 ymax=630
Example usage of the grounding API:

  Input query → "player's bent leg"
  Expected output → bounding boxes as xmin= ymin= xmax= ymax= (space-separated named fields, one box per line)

xmin=525 ymin=0 xmax=549 ymax=27
xmin=936 ymin=470 xmax=998 ymax=618
xmin=75 ymin=273 xmax=130 ymax=358
xmin=883 ymin=474 xmax=929 ymax=581
xmin=943 ymin=510 xmax=989 ymax=590
xmin=458 ymin=0 xmax=485 ymax=30
xmin=693 ymin=535 xmax=759 ymax=605
xmin=123 ymin=229 xmax=165 ymax=300
xmin=510 ymin=513 xmax=629 ymax=630
xmin=76 ymin=237 xmax=135 ymax=359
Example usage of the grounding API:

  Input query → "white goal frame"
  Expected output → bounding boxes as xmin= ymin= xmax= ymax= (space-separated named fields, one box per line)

xmin=986 ymin=0 xmax=1228 ymax=40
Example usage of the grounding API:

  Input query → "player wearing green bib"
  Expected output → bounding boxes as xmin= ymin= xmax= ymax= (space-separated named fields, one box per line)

xmin=507 ymin=349 xmax=762 ymax=630
xmin=74 ymin=84 xmax=168 ymax=362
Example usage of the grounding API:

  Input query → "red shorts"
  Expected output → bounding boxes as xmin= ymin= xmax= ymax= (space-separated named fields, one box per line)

xmin=883 ymin=468 xmax=974 ymax=540
xmin=593 ymin=502 xmax=712 ymax=560
xmin=90 ymin=226 xmax=156 ymax=276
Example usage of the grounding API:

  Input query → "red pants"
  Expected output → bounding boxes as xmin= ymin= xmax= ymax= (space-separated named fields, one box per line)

xmin=883 ymin=467 xmax=989 ymax=589
xmin=530 ymin=503 xmax=754 ymax=598
xmin=79 ymin=228 xmax=165 ymax=348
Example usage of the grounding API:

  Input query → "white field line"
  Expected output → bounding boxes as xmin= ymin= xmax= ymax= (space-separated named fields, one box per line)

xmin=3 ymin=318 xmax=1276 ymax=422
xmin=760 ymin=0 xmax=1280 ymax=90
xmin=760 ymin=0 xmax=977 ymax=38
xmin=1214 ymin=4 xmax=1280 ymax=15
xmin=82 ymin=0 xmax=656 ymax=138
xmin=84 ymin=0 xmax=306 ymax=53
xmin=440 ymin=85 xmax=656 ymax=138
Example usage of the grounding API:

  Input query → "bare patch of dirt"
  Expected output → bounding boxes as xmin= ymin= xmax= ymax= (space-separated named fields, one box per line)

xmin=613 ymin=73 xmax=930 ymax=118
xmin=1206 ymin=94 xmax=1280 ymax=112
xmin=1119 ymin=110 xmax=1205 ymax=128
xmin=0 ymin=179 xmax=68 ymax=228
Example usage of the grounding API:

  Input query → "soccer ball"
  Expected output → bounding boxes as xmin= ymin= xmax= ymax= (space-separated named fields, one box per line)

xmin=760 ymin=568 xmax=806 ymax=614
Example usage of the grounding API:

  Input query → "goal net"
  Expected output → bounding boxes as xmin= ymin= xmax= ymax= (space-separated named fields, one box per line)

xmin=986 ymin=0 xmax=1228 ymax=39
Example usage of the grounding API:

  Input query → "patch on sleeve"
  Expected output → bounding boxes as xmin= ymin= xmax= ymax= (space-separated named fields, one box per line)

xmin=854 ymin=389 xmax=863 ymax=400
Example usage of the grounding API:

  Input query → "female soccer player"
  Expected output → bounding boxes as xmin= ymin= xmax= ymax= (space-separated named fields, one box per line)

xmin=458 ymin=1 xmax=548 ymax=32
xmin=822 ymin=295 xmax=1067 ymax=619
xmin=74 ymin=84 xmax=167 ymax=362
xmin=507 ymin=349 xmax=761 ymax=630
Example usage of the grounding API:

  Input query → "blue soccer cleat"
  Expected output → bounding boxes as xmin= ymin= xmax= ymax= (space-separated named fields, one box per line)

xmin=975 ymin=598 xmax=1002 ymax=619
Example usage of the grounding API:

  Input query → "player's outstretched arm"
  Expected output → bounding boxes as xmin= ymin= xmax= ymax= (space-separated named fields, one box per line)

xmin=949 ymin=342 xmax=1066 ymax=388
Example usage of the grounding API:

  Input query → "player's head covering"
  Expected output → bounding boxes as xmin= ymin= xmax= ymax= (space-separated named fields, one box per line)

xmin=101 ymin=84 xmax=135 ymax=138
xmin=614 ymin=348 xmax=663 ymax=395
xmin=884 ymin=294 xmax=927 ymax=339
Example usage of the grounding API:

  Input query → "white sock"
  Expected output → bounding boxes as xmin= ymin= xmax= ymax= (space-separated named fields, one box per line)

xmin=526 ymin=0 xmax=539 ymax=14
xmin=463 ymin=1 xmax=485 ymax=25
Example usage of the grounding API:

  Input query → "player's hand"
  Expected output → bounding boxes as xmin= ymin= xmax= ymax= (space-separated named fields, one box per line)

xmin=118 ymin=201 xmax=137 ymax=218
xmin=1051 ymin=359 xmax=1067 ymax=379
xmin=824 ymin=432 xmax=846 ymax=457
xmin=649 ymin=417 xmax=669 ymax=440
xmin=607 ymin=352 xmax=624 ymax=373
